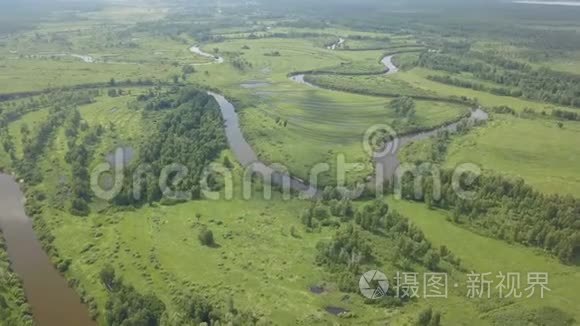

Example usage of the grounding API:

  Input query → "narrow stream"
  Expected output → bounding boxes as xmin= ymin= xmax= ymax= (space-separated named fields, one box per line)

xmin=374 ymin=108 xmax=488 ymax=182
xmin=189 ymin=45 xmax=224 ymax=65
xmin=0 ymin=174 xmax=96 ymax=326
xmin=209 ymin=92 xmax=318 ymax=197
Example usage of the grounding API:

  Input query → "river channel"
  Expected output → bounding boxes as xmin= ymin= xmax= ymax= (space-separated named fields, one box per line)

xmin=0 ymin=46 xmax=487 ymax=326
xmin=206 ymin=49 xmax=488 ymax=192
xmin=0 ymin=174 xmax=96 ymax=326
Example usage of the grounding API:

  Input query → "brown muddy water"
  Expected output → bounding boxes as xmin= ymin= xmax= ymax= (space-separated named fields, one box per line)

xmin=0 ymin=174 xmax=95 ymax=326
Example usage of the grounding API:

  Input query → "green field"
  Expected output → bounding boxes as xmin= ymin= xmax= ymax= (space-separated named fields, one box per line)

xmin=305 ymin=73 xmax=434 ymax=98
xmin=444 ymin=116 xmax=580 ymax=196
xmin=394 ymin=68 xmax=579 ymax=114
xmin=176 ymin=37 xmax=469 ymax=185
xmin=390 ymin=199 xmax=580 ymax=325
xmin=1 ymin=1 xmax=580 ymax=325
xmin=0 ymin=59 xmax=180 ymax=93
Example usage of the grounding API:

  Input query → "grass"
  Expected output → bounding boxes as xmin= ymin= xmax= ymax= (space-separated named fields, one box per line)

xmin=306 ymin=73 xmax=434 ymax=98
xmin=544 ymin=51 xmax=580 ymax=74
xmin=2 ymin=83 xmax=483 ymax=325
xmin=183 ymin=38 xmax=467 ymax=185
xmin=444 ymin=115 xmax=580 ymax=196
xmin=394 ymin=67 xmax=579 ymax=114
xmin=341 ymin=38 xmax=420 ymax=51
xmin=2 ymin=11 xmax=580 ymax=326
xmin=0 ymin=58 xmax=180 ymax=93
xmin=312 ymin=60 xmax=387 ymax=74
xmin=389 ymin=199 xmax=580 ymax=324
xmin=239 ymin=87 xmax=468 ymax=185
xmin=0 ymin=24 xmax=198 ymax=93
xmin=41 ymin=190 xmax=495 ymax=325
xmin=77 ymin=90 xmax=149 ymax=163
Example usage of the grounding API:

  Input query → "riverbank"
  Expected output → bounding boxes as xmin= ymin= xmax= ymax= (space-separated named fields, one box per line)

xmin=0 ymin=227 xmax=32 ymax=325
xmin=0 ymin=174 xmax=95 ymax=326
xmin=215 ymin=52 xmax=487 ymax=191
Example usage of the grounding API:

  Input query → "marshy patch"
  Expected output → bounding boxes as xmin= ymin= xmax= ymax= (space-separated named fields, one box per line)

xmin=325 ymin=306 xmax=349 ymax=316
xmin=309 ymin=285 xmax=325 ymax=294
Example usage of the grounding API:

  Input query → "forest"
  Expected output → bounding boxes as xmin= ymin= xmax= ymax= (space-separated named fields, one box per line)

xmin=399 ymin=165 xmax=580 ymax=265
xmin=419 ymin=52 xmax=580 ymax=107
xmin=113 ymin=87 xmax=226 ymax=206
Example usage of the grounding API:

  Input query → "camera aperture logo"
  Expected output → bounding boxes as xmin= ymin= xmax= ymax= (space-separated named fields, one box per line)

xmin=359 ymin=270 xmax=389 ymax=299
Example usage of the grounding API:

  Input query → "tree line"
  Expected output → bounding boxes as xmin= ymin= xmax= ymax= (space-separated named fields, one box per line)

xmin=419 ymin=52 xmax=580 ymax=108
xmin=100 ymin=265 xmax=264 ymax=325
xmin=399 ymin=169 xmax=580 ymax=265
xmin=64 ymin=109 xmax=104 ymax=216
xmin=310 ymin=191 xmax=462 ymax=301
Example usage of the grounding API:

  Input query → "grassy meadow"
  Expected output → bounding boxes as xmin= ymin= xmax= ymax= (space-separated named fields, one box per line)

xmin=1 ymin=2 xmax=580 ymax=325
xmin=390 ymin=199 xmax=580 ymax=324
xmin=183 ymin=38 xmax=469 ymax=185
xmin=444 ymin=116 xmax=580 ymax=196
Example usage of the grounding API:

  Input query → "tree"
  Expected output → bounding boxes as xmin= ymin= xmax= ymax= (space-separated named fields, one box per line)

xmin=290 ymin=226 xmax=298 ymax=238
xmin=182 ymin=65 xmax=195 ymax=75
xmin=104 ymin=278 xmax=165 ymax=326
xmin=70 ymin=198 xmax=89 ymax=216
xmin=389 ymin=96 xmax=416 ymax=119
xmin=100 ymin=265 xmax=117 ymax=291
xmin=424 ymin=251 xmax=441 ymax=270
xmin=198 ymin=228 xmax=215 ymax=247
xmin=223 ymin=156 xmax=233 ymax=169
xmin=416 ymin=307 xmax=441 ymax=326
xmin=417 ymin=307 xmax=433 ymax=326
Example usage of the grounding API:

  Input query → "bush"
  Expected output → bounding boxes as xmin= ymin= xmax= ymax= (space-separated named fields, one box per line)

xmin=198 ymin=228 xmax=215 ymax=247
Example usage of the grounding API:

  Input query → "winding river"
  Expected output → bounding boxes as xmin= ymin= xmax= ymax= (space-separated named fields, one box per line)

xmin=0 ymin=174 xmax=96 ymax=326
xmin=0 ymin=45 xmax=487 ymax=326
xmin=189 ymin=46 xmax=224 ymax=65
xmin=288 ymin=54 xmax=398 ymax=88
xmin=202 ymin=47 xmax=488 ymax=192
xmin=210 ymin=92 xmax=318 ymax=197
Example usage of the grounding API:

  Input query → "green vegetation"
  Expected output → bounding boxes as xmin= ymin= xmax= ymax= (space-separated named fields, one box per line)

xmin=445 ymin=117 xmax=580 ymax=196
xmin=418 ymin=51 xmax=580 ymax=107
xmin=397 ymin=167 xmax=580 ymax=264
xmin=0 ymin=231 xmax=32 ymax=325
xmin=113 ymin=87 xmax=226 ymax=206
xmin=390 ymin=200 xmax=580 ymax=324
xmin=1 ymin=0 xmax=580 ymax=325
xmin=305 ymin=73 xmax=434 ymax=98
